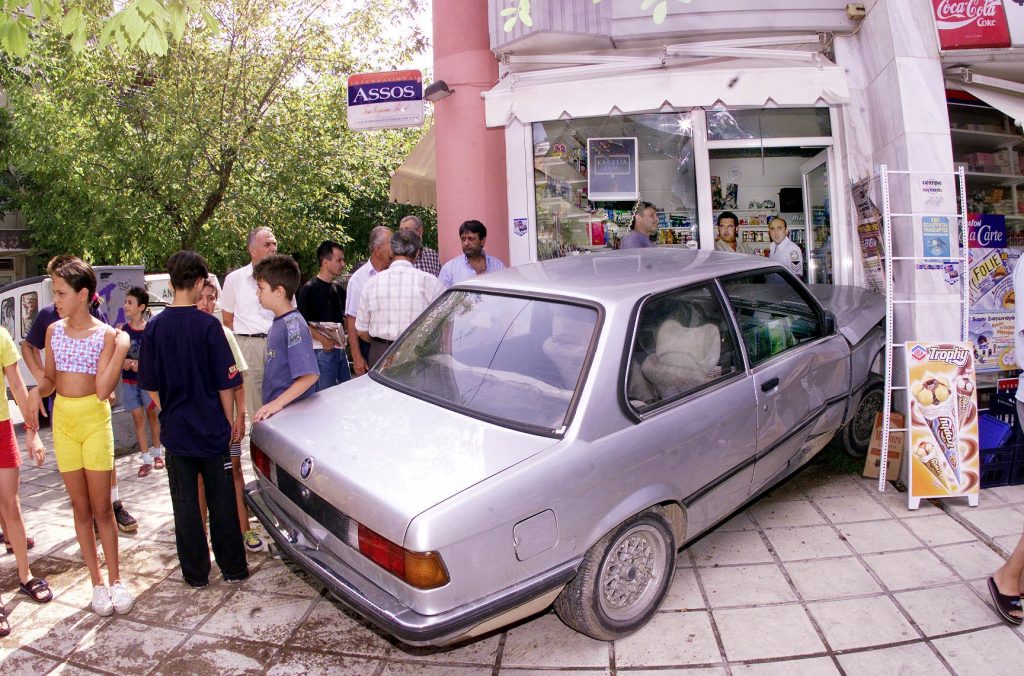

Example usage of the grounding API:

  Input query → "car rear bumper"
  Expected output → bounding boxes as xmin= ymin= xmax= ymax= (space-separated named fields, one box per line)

xmin=244 ymin=481 xmax=578 ymax=646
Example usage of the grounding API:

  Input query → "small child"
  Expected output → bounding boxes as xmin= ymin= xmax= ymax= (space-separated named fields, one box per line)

xmin=197 ymin=277 xmax=264 ymax=552
xmin=253 ymin=255 xmax=319 ymax=422
xmin=119 ymin=287 xmax=163 ymax=477
xmin=138 ymin=251 xmax=249 ymax=588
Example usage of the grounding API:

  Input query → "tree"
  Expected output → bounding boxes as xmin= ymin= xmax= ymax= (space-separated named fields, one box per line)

xmin=1 ymin=0 xmax=432 ymax=273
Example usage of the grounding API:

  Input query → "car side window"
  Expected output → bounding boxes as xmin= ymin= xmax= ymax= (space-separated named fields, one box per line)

xmin=627 ymin=284 xmax=741 ymax=412
xmin=721 ymin=271 xmax=824 ymax=366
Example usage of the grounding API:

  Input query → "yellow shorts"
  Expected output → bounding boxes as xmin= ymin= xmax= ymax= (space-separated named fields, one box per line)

xmin=53 ymin=394 xmax=114 ymax=473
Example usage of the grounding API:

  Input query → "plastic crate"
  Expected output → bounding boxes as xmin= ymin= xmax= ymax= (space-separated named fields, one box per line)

xmin=982 ymin=444 xmax=1024 ymax=488
xmin=980 ymin=414 xmax=1014 ymax=450
xmin=988 ymin=392 xmax=1022 ymax=443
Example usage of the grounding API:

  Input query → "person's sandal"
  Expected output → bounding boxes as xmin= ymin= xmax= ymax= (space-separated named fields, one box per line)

xmin=0 ymin=601 xmax=9 ymax=638
xmin=137 ymin=463 xmax=153 ymax=478
xmin=4 ymin=537 xmax=34 ymax=554
xmin=18 ymin=577 xmax=53 ymax=604
xmin=987 ymin=577 xmax=1023 ymax=625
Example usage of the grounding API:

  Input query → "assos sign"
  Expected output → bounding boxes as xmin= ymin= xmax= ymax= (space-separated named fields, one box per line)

xmin=347 ymin=70 xmax=424 ymax=131
xmin=932 ymin=0 xmax=1011 ymax=49
xmin=968 ymin=213 xmax=1007 ymax=248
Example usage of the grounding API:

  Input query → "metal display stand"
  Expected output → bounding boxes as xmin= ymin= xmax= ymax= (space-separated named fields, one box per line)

xmin=877 ymin=165 xmax=974 ymax=508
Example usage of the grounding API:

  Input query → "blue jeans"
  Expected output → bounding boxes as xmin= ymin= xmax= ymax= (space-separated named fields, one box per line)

xmin=315 ymin=348 xmax=351 ymax=391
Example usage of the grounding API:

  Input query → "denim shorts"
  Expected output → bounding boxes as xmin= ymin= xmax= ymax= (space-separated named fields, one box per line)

xmin=121 ymin=381 xmax=153 ymax=412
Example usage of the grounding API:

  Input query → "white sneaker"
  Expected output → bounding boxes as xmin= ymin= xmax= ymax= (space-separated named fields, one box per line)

xmin=109 ymin=580 xmax=134 ymax=614
xmin=92 ymin=585 xmax=113 ymax=616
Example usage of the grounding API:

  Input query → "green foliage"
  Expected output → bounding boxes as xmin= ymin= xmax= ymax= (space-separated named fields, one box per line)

xmin=0 ymin=0 xmax=434 ymax=275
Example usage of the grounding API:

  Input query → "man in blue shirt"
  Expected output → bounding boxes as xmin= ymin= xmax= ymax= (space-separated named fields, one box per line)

xmin=439 ymin=220 xmax=506 ymax=288
xmin=139 ymin=250 xmax=249 ymax=588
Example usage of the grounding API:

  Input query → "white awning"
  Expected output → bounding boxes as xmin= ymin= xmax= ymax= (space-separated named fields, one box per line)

xmin=947 ymin=72 xmax=1024 ymax=127
xmin=482 ymin=58 xmax=850 ymax=128
xmin=389 ymin=127 xmax=435 ymax=207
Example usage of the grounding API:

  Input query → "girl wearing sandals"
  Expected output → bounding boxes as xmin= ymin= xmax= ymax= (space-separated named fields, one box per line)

xmin=27 ymin=258 xmax=134 ymax=617
xmin=0 ymin=325 xmax=51 ymax=637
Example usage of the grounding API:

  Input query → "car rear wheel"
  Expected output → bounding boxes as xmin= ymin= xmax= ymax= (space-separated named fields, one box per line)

xmin=554 ymin=508 xmax=675 ymax=641
xmin=841 ymin=378 xmax=884 ymax=457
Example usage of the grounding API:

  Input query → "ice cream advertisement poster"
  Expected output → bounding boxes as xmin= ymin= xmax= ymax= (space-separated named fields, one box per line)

xmin=905 ymin=342 xmax=979 ymax=500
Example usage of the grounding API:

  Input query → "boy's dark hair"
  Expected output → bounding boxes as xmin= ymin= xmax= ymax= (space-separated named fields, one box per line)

xmin=52 ymin=259 xmax=96 ymax=299
xmin=458 ymin=220 xmax=487 ymax=239
xmin=254 ymin=254 xmax=301 ymax=300
xmin=316 ymin=240 xmax=344 ymax=266
xmin=46 ymin=254 xmax=79 ymax=275
xmin=126 ymin=287 xmax=149 ymax=309
xmin=167 ymin=250 xmax=209 ymax=291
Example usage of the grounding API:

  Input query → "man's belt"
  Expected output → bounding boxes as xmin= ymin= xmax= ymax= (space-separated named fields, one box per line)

xmin=370 ymin=337 xmax=394 ymax=346
xmin=236 ymin=333 xmax=267 ymax=338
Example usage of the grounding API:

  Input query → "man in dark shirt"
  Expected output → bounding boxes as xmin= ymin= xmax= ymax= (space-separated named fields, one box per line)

xmin=138 ymin=250 xmax=248 ymax=587
xmin=297 ymin=241 xmax=350 ymax=391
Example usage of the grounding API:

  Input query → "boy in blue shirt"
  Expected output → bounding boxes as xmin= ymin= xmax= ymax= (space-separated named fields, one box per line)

xmin=138 ymin=251 xmax=249 ymax=587
xmin=253 ymin=255 xmax=319 ymax=422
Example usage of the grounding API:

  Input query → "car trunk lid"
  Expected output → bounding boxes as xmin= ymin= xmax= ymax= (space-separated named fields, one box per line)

xmin=252 ymin=375 xmax=558 ymax=544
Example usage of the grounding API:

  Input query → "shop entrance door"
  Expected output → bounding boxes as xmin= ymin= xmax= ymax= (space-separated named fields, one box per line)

xmin=801 ymin=150 xmax=834 ymax=285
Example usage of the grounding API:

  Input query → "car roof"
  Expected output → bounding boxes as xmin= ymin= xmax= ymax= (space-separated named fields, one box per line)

xmin=453 ymin=249 xmax=778 ymax=305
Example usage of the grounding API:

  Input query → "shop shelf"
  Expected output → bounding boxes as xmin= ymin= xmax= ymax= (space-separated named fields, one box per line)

xmin=950 ymin=128 xmax=1024 ymax=151
xmin=965 ymin=172 xmax=1024 ymax=187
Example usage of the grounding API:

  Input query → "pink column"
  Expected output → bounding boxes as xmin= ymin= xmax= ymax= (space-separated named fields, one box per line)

xmin=432 ymin=0 xmax=509 ymax=265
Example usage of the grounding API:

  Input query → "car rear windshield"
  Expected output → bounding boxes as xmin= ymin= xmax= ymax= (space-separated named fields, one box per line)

xmin=374 ymin=291 xmax=599 ymax=434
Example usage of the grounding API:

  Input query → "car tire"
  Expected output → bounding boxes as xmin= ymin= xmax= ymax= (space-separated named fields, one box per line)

xmin=841 ymin=378 xmax=884 ymax=458
xmin=553 ymin=508 xmax=675 ymax=641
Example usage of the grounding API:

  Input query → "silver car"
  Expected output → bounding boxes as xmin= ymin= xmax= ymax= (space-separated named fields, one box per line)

xmin=244 ymin=249 xmax=884 ymax=646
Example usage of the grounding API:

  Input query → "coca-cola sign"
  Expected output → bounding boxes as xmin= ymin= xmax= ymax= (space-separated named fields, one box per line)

xmin=933 ymin=0 xmax=1011 ymax=49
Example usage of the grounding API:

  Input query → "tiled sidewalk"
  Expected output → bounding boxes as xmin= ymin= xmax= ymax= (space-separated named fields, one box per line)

xmin=3 ymin=427 xmax=1024 ymax=675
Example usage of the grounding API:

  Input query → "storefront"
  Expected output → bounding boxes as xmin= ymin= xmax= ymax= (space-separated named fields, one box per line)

xmin=485 ymin=57 xmax=854 ymax=284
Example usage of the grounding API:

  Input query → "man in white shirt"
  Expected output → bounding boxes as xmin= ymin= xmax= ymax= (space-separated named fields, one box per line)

xmin=356 ymin=229 xmax=445 ymax=367
xmin=439 ymin=220 xmax=506 ymax=288
xmin=221 ymin=226 xmax=278 ymax=420
xmin=345 ymin=226 xmax=393 ymax=376
xmin=768 ymin=217 xmax=804 ymax=278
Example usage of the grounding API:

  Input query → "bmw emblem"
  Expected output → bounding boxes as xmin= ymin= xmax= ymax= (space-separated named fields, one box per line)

xmin=299 ymin=457 xmax=314 ymax=480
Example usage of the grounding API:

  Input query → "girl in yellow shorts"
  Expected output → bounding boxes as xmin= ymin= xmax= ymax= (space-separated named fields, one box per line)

xmin=27 ymin=258 xmax=134 ymax=617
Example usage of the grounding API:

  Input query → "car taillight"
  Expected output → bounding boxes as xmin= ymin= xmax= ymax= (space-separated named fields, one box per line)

xmin=250 ymin=442 xmax=271 ymax=479
xmin=357 ymin=524 xmax=449 ymax=589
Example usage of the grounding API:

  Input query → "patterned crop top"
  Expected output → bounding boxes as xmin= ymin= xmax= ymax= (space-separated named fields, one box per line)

xmin=51 ymin=320 xmax=105 ymax=375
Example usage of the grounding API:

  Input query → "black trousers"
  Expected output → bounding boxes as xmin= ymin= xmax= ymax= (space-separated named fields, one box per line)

xmin=165 ymin=451 xmax=249 ymax=586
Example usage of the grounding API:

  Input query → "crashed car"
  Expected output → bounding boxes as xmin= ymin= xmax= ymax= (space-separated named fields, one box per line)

xmin=244 ymin=248 xmax=885 ymax=646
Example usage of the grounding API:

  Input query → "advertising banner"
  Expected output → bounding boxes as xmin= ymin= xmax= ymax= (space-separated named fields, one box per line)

xmin=968 ymin=213 xmax=1007 ymax=248
xmin=968 ymin=247 xmax=1014 ymax=310
xmin=932 ymin=0 xmax=1011 ymax=50
xmin=347 ymin=70 xmax=424 ymax=131
xmin=969 ymin=312 xmax=1016 ymax=372
xmin=587 ymin=137 xmax=639 ymax=201
xmin=906 ymin=342 xmax=980 ymax=501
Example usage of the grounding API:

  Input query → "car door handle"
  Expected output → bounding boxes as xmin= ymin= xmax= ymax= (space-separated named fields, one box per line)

xmin=761 ymin=377 xmax=780 ymax=392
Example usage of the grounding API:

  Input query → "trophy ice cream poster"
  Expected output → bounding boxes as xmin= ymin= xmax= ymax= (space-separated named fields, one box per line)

xmin=906 ymin=342 xmax=980 ymax=500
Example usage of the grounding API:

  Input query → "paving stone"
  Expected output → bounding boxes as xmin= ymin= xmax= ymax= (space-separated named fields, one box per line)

xmin=199 ymin=590 xmax=317 ymax=644
xmin=987 ymin=484 xmax=1024 ymax=504
xmin=613 ymin=610 xmax=720 ymax=667
xmin=698 ymin=563 xmax=796 ymax=607
xmin=715 ymin=604 xmax=824 ymax=661
xmin=714 ymin=511 xmax=757 ymax=531
xmin=895 ymin=582 xmax=998 ymax=637
xmin=0 ymin=599 xmax=106 ymax=658
xmin=784 ymin=557 xmax=882 ymax=601
xmin=933 ymin=626 xmax=1024 ymax=676
xmin=729 ymin=657 xmax=840 ymax=675
xmin=116 ymin=541 xmax=181 ymax=579
xmin=835 ymin=642 xmax=948 ymax=675
xmin=382 ymin=663 xmax=491 ymax=675
xmin=68 ymin=617 xmax=187 ymax=673
xmin=288 ymin=596 xmax=395 ymax=658
xmin=237 ymin=559 xmax=323 ymax=598
xmin=862 ymin=550 xmax=958 ymax=591
xmin=689 ymin=529 xmax=774 ymax=567
xmin=662 ymin=566 xmax=705 ymax=611
xmin=0 ymin=647 xmax=61 ymax=675
xmin=762 ymin=525 xmax=851 ymax=561
xmin=807 ymin=596 xmax=917 ymax=650
xmin=129 ymin=576 xmax=232 ymax=631
xmin=933 ymin=541 xmax=1009 ymax=581
xmin=813 ymin=495 xmax=890 ymax=523
xmin=154 ymin=634 xmax=278 ymax=675
xmin=748 ymin=499 xmax=827 ymax=529
xmin=390 ymin=631 xmax=499 ymax=667
xmin=501 ymin=612 xmax=609 ymax=668
xmin=901 ymin=513 xmax=977 ymax=546
xmin=836 ymin=520 xmax=920 ymax=554
xmin=871 ymin=488 xmax=942 ymax=517
xmin=958 ymin=505 xmax=1024 ymax=539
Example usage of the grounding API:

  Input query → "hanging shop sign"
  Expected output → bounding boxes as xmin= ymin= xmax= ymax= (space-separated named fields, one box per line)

xmin=347 ymin=70 xmax=424 ymax=131
xmin=932 ymin=0 xmax=1012 ymax=50
xmin=906 ymin=342 xmax=980 ymax=502
xmin=968 ymin=213 xmax=1007 ymax=248
xmin=587 ymin=137 xmax=639 ymax=201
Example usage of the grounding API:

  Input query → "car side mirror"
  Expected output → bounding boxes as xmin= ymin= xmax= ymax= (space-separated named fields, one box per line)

xmin=823 ymin=311 xmax=837 ymax=336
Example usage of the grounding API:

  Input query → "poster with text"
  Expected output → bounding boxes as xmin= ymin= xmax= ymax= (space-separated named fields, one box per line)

xmin=587 ymin=137 xmax=638 ymax=201
xmin=969 ymin=312 xmax=1016 ymax=373
xmin=921 ymin=216 xmax=951 ymax=257
xmin=906 ymin=342 xmax=980 ymax=500
xmin=968 ymin=247 xmax=1014 ymax=311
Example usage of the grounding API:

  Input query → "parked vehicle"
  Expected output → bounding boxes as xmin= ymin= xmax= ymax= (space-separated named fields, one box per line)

xmin=244 ymin=249 xmax=885 ymax=646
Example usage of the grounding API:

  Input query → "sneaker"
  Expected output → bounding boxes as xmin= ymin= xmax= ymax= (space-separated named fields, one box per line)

xmin=242 ymin=529 xmax=264 ymax=552
xmin=109 ymin=580 xmax=134 ymax=614
xmin=92 ymin=585 xmax=113 ymax=616
xmin=113 ymin=501 xmax=138 ymax=533
xmin=153 ymin=453 xmax=165 ymax=470
xmin=137 ymin=463 xmax=153 ymax=478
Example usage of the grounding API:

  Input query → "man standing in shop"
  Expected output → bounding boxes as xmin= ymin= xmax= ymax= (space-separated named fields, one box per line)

xmin=221 ymin=226 xmax=278 ymax=421
xmin=714 ymin=211 xmax=751 ymax=254
xmin=620 ymin=202 xmax=658 ymax=249
xmin=399 ymin=215 xmax=441 ymax=277
xmin=439 ymin=220 xmax=505 ymax=288
xmin=768 ymin=217 xmax=804 ymax=277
